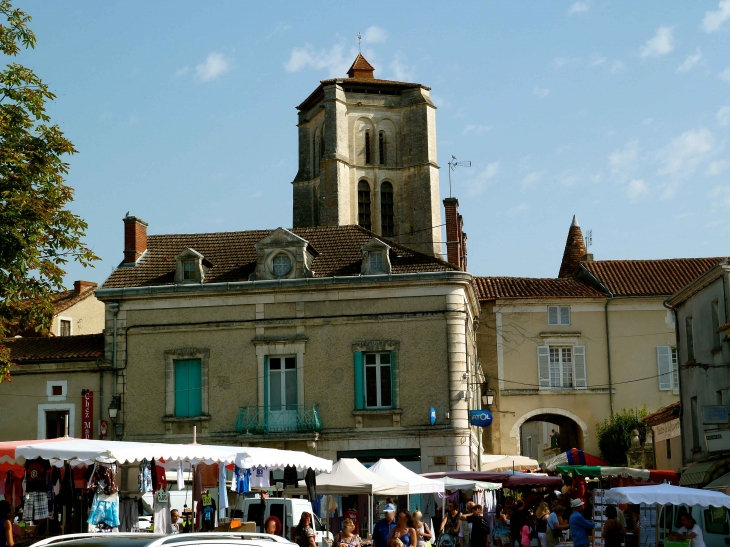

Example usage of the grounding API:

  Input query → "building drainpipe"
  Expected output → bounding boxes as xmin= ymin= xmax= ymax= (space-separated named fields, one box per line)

xmin=109 ymin=302 xmax=119 ymax=397
xmin=663 ymin=298 xmax=684 ymax=467
xmin=604 ymin=298 xmax=614 ymax=416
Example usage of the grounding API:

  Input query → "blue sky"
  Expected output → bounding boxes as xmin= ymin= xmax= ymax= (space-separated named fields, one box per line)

xmin=16 ymin=1 xmax=730 ymax=285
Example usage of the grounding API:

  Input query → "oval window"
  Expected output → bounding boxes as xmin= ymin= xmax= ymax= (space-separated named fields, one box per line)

xmin=272 ymin=254 xmax=292 ymax=277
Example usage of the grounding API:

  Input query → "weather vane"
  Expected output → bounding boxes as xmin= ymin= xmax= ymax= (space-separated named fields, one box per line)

xmin=357 ymin=32 xmax=362 ymax=53
xmin=447 ymin=155 xmax=471 ymax=198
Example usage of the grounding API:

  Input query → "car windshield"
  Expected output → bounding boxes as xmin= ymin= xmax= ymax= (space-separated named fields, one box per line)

xmin=35 ymin=538 xmax=166 ymax=547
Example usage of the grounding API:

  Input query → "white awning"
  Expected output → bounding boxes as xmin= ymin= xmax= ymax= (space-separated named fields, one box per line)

xmin=369 ymin=459 xmax=445 ymax=494
xmin=431 ymin=477 xmax=502 ymax=491
xmin=235 ymin=446 xmax=331 ymax=473
xmin=606 ymin=483 xmax=730 ymax=508
xmin=289 ymin=458 xmax=409 ymax=495
xmin=480 ymin=455 xmax=539 ymax=472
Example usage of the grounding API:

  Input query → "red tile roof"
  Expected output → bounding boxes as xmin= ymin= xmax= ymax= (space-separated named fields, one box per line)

xmin=475 ymin=276 xmax=606 ymax=302
xmin=582 ymin=258 xmax=724 ymax=297
xmin=4 ymin=333 xmax=105 ymax=363
xmin=102 ymin=225 xmax=457 ymax=289
xmin=642 ymin=401 xmax=680 ymax=426
xmin=51 ymin=284 xmax=97 ymax=314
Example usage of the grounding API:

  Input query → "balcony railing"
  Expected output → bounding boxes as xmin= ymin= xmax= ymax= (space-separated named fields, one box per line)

xmin=235 ymin=404 xmax=322 ymax=434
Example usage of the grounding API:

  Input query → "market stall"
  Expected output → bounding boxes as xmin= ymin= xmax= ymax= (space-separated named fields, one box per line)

xmin=543 ymin=448 xmax=607 ymax=471
xmin=554 ymin=465 xmax=680 ymax=485
xmin=606 ymin=483 xmax=730 ymax=507
xmin=480 ymin=454 xmax=539 ymax=472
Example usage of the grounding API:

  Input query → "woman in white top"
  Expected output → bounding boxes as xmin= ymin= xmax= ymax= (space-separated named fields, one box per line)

xmin=412 ymin=511 xmax=432 ymax=547
xmin=669 ymin=514 xmax=706 ymax=547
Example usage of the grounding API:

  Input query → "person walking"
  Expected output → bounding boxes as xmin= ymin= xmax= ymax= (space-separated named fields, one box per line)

xmin=373 ymin=504 xmax=397 ymax=547
xmin=293 ymin=512 xmax=316 ymax=547
xmin=336 ymin=518 xmax=362 ymax=547
xmin=535 ymin=502 xmax=549 ymax=547
xmin=546 ymin=505 xmax=569 ymax=547
xmin=388 ymin=510 xmax=417 ymax=547
xmin=413 ymin=510 xmax=432 ymax=547
xmin=602 ymin=506 xmax=625 ymax=547
xmin=568 ymin=500 xmax=595 ymax=547
xmin=459 ymin=504 xmax=491 ymax=547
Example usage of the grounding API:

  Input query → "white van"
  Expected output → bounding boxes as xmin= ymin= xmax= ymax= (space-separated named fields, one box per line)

xmin=657 ymin=503 xmax=730 ymax=547
xmin=234 ymin=496 xmax=331 ymax=545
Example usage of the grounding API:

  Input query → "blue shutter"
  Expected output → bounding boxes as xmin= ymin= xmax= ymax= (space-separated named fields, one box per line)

xmin=175 ymin=361 xmax=189 ymax=417
xmin=188 ymin=360 xmax=202 ymax=416
xmin=175 ymin=359 xmax=202 ymax=417
xmin=354 ymin=352 xmax=364 ymax=410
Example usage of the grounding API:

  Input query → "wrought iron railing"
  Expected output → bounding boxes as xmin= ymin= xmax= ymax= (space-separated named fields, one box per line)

xmin=235 ymin=404 xmax=322 ymax=434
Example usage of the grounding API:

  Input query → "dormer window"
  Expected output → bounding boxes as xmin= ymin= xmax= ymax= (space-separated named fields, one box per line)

xmin=174 ymin=248 xmax=211 ymax=284
xmin=369 ymin=252 xmax=383 ymax=272
xmin=182 ymin=260 xmax=196 ymax=281
xmin=272 ymin=254 xmax=293 ymax=277
xmin=361 ymin=238 xmax=392 ymax=275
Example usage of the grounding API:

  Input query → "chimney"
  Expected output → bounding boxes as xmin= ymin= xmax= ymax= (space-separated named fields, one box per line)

xmin=558 ymin=215 xmax=587 ymax=278
xmin=444 ymin=198 xmax=467 ymax=271
xmin=123 ymin=215 xmax=148 ymax=265
xmin=73 ymin=280 xmax=98 ymax=294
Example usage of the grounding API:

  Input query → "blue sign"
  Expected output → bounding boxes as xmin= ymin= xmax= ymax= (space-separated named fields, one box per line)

xmin=469 ymin=409 xmax=493 ymax=427
xmin=429 ymin=407 xmax=437 ymax=426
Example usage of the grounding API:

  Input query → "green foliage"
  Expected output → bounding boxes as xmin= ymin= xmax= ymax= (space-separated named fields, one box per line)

xmin=596 ymin=407 xmax=649 ymax=465
xmin=0 ymin=0 xmax=98 ymax=380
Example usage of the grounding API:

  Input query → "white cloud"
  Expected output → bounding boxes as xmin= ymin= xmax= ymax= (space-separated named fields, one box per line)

xmin=521 ymin=170 xmax=544 ymax=188
xmin=706 ymin=160 xmax=729 ymax=176
xmin=284 ymin=42 xmax=352 ymax=76
xmin=128 ymin=115 xmax=140 ymax=126
xmin=195 ymin=52 xmax=231 ymax=82
xmin=609 ymin=140 xmax=639 ymax=175
xmin=676 ymin=48 xmax=702 ymax=72
xmin=553 ymin=57 xmax=568 ymax=68
xmin=533 ymin=87 xmax=550 ymax=98
xmin=657 ymin=128 xmax=715 ymax=198
xmin=463 ymin=124 xmax=491 ymax=135
xmin=702 ymin=1 xmax=730 ymax=33
xmin=710 ymin=185 xmax=730 ymax=206
xmin=718 ymin=106 xmax=730 ymax=126
xmin=362 ymin=26 xmax=387 ymax=44
xmin=568 ymin=2 xmax=589 ymax=14
xmin=643 ymin=117 xmax=654 ymax=125
xmin=466 ymin=162 xmax=499 ymax=196
xmin=719 ymin=67 xmax=730 ymax=82
xmin=640 ymin=27 xmax=674 ymax=59
xmin=174 ymin=66 xmax=189 ymax=78
xmin=506 ymin=203 xmax=528 ymax=216
xmin=610 ymin=60 xmax=625 ymax=74
xmin=389 ymin=53 xmax=415 ymax=81
xmin=626 ymin=179 xmax=649 ymax=201
xmin=590 ymin=55 xmax=607 ymax=66
xmin=430 ymin=94 xmax=451 ymax=108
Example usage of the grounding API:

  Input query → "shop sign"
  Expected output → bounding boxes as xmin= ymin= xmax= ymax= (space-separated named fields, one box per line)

xmin=702 ymin=405 xmax=729 ymax=424
xmin=705 ymin=429 xmax=730 ymax=452
xmin=469 ymin=409 xmax=493 ymax=427
xmin=100 ymin=420 xmax=109 ymax=437
xmin=653 ymin=419 xmax=680 ymax=442
xmin=434 ymin=456 xmax=447 ymax=465
xmin=81 ymin=389 xmax=93 ymax=439
xmin=429 ymin=407 xmax=436 ymax=426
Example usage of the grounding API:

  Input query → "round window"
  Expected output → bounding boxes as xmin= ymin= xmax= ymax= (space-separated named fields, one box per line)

xmin=272 ymin=254 xmax=292 ymax=277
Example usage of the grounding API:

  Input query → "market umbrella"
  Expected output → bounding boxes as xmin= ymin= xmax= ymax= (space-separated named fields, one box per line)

xmin=481 ymin=454 xmax=539 ymax=472
xmin=543 ymin=448 xmax=607 ymax=471
xmin=431 ymin=477 xmax=502 ymax=491
xmin=606 ymin=483 xmax=730 ymax=508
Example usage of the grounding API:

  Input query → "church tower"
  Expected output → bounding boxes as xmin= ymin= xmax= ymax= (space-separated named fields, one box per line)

xmin=291 ymin=53 xmax=443 ymax=257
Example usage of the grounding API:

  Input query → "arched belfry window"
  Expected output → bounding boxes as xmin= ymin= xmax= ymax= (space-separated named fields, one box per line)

xmin=365 ymin=131 xmax=371 ymax=165
xmin=379 ymin=131 xmax=386 ymax=165
xmin=380 ymin=181 xmax=394 ymax=237
xmin=358 ymin=180 xmax=372 ymax=231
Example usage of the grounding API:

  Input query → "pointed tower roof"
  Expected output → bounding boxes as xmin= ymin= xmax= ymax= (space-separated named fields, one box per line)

xmin=347 ymin=53 xmax=375 ymax=79
xmin=558 ymin=215 xmax=588 ymax=278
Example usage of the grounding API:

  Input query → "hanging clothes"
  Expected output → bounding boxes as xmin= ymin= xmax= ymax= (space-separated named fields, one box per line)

xmin=88 ymin=463 xmax=118 ymax=495
xmin=304 ymin=468 xmax=316 ymax=501
xmin=251 ymin=466 xmax=270 ymax=489
xmin=218 ymin=463 xmax=228 ymax=518
xmin=198 ymin=463 xmax=219 ymax=489
xmin=231 ymin=466 xmax=249 ymax=493
xmin=87 ymin=492 xmax=120 ymax=528
xmin=177 ymin=462 xmax=185 ymax=491
xmin=284 ymin=465 xmax=298 ymax=488
xmin=153 ymin=490 xmax=172 ymax=534
xmin=138 ymin=459 xmax=152 ymax=493
xmin=54 ymin=464 xmax=75 ymax=515
xmin=200 ymin=491 xmax=216 ymax=531
xmin=119 ymin=499 xmax=139 ymax=533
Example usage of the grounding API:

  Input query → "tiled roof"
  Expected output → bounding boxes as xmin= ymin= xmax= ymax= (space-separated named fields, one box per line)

xmin=297 ymin=78 xmax=429 ymax=111
xmin=582 ymin=258 xmax=724 ymax=297
xmin=475 ymin=276 xmax=606 ymax=302
xmin=642 ymin=401 xmax=680 ymax=426
xmin=102 ymin=225 xmax=457 ymax=289
xmin=51 ymin=286 xmax=96 ymax=314
xmin=4 ymin=333 xmax=105 ymax=363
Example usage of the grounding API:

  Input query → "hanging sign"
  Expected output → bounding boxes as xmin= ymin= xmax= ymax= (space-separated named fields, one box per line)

xmin=81 ymin=389 xmax=93 ymax=439
xmin=429 ymin=407 xmax=437 ymax=426
xmin=100 ymin=420 xmax=109 ymax=437
xmin=469 ymin=409 xmax=493 ymax=427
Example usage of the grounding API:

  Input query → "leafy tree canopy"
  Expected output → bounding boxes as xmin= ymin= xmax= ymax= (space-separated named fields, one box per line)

xmin=0 ymin=0 xmax=98 ymax=380
xmin=596 ymin=406 xmax=648 ymax=465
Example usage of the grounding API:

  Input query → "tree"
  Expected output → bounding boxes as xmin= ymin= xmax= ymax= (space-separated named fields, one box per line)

xmin=0 ymin=0 xmax=98 ymax=380
xmin=596 ymin=407 xmax=648 ymax=465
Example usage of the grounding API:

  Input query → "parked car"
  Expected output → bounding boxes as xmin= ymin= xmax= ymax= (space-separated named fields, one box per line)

xmin=233 ymin=496 xmax=331 ymax=544
xmin=657 ymin=503 xmax=729 ymax=547
xmin=31 ymin=532 xmax=297 ymax=547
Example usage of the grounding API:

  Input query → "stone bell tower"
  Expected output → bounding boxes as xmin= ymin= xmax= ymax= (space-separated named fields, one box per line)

xmin=291 ymin=53 xmax=442 ymax=257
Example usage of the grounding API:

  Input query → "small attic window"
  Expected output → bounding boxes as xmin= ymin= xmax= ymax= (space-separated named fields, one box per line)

xmin=182 ymin=260 xmax=196 ymax=281
xmin=369 ymin=252 xmax=384 ymax=272
xmin=272 ymin=254 xmax=293 ymax=277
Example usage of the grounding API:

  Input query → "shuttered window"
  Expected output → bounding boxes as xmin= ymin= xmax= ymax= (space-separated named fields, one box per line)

xmin=174 ymin=359 xmax=202 ymax=417
xmin=537 ymin=345 xmax=586 ymax=389
xmin=671 ymin=347 xmax=679 ymax=390
xmin=547 ymin=306 xmax=571 ymax=326
xmin=657 ymin=346 xmax=673 ymax=391
xmin=354 ymin=350 xmax=396 ymax=409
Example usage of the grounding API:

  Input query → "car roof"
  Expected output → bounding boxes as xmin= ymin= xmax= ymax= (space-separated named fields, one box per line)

xmin=31 ymin=533 xmax=296 ymax=547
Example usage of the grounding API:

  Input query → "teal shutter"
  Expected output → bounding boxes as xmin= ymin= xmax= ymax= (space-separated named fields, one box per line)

xmin=354 ymin=352 xmax=364 ymax=410
xmin=175 ymin=361 xmax=189 ymax=417
xmin=390 ymin=350 xmax=398 ymax=409
xmin=263 ymin=356 xmax=269 ymax=428
xmin=175 ymin=359 xmax=202 ymax=417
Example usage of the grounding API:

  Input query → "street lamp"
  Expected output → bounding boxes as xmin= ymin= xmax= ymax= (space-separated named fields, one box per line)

xmin=108 ymin=396 xmax=122 ymax=439
xmin=482 ymin=388 xmax=495 ymax=407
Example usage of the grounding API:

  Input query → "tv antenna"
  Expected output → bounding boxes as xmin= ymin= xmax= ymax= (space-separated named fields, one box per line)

xmin=585 ymin=229 xmax=593 ymax=249
xmin=447 ymin=155 xmax=471 ymax=198
xmin=357 ymin=32 xmax=362 ymax=53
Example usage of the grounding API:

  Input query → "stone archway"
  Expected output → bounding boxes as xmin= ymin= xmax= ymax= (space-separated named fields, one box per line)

xmin=511 ymin=407 xmax=589 ymax=455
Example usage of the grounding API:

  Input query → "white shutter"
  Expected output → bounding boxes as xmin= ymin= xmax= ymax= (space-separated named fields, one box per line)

xmin=573 ymin=345 xmax=587 ymax=389
xmin=548 ymin=306 xmax=558 ymax=325
xmin=671 ymin=348 xmax=679 ymax=391
xmin=538 ymin=346 xmax=551 ymax=389
xmin=560 ymin=306 xmax=571 ymax=325
xmin=657 ymin=346 xmax=672 ymax=391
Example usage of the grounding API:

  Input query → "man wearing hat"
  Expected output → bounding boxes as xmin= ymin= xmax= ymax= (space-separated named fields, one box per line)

xmin=373 ymin=504 xmax=397 ymax=547
xmin=568 ymin=499 xmax=595 ymax=547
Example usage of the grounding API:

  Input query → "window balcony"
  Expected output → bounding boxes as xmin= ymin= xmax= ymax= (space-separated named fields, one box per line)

xmin=235 ymin=404 xmax=322 ymax=434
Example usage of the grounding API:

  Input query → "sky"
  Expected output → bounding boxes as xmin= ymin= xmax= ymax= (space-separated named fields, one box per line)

xmin=13 ymin=0 xmax=730 ymax=286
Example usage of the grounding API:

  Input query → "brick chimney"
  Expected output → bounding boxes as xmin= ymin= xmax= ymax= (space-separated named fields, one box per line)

xmin=444 ymin=198 xmax=467 ymax=271
xmin=123 ymin=215 xmax=148 ymax=265
xmin=558 ymin=215 xmax=587 ymax=278
xmin=73 ymin=280 xmax=98 ymax=294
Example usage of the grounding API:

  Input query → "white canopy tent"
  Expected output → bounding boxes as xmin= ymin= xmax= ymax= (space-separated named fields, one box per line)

xmin=431 ymin=477 xmax=502 ymax=491
xmin=292 ymin=458 xmax=409 ymax=496
xmin=606 ymin=483 xmax=730 ymax=508
xmin=369 ymin=459 xmax=444 ymax=494
xmin=480 ymin=454 xmax=539 ymax=472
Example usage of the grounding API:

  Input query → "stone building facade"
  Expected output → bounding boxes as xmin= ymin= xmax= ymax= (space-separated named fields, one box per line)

xmin=291 ymin=54 xmax=442 ymax=258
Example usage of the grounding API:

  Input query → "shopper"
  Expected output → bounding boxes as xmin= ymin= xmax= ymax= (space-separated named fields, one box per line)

xmin=373 ymin=504 xmax=397 ymax=547
xmin=412 ymin=510 xmax=432 ymax=547
xmin=535 ymin=502 xmax=549 ymax=547
xmin=459 ymin=504 xmax=491 ymax=547
xmin=170 ymin=509 xmax=180 ymax=534
xmin=460 ymin=502 xmax=474 ymax=547
xmin=519 ymin=513 xmax=531 ymax=547
xmin=492 ymin=505 xmax=510 ymax=547
xmin=0 ymin=500 xmax=14 ymax=547
xmin=440 ymin=501 xmax=462 ymax=541
xmin=336 ymin=518 xmax=362 ymax=547
xmin=546 ymin=505 xmax=568 ymax=547
xmin=265 ymin=515 xmax=283 ymax=536
xmin=388 ymin=510 xmax=416 ymax=547
xmin=602 ymin=506 xmax=624 ymax=547
xmin=568 ymin=500 xmax=595 ymax=547
xmin=294 ymin=512 xmax=316 ymax=547
xmin=669 ymin=513 xmax=706 ymax=547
